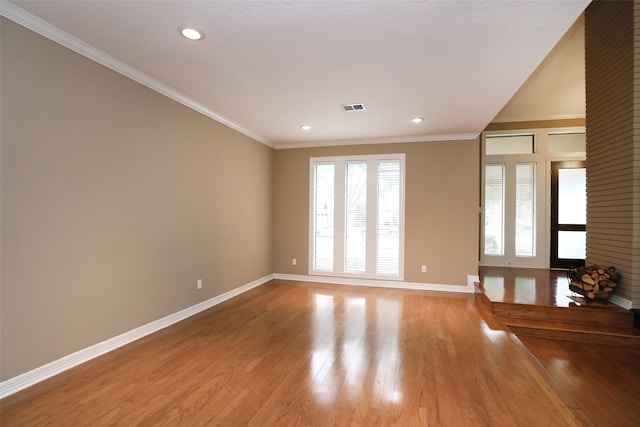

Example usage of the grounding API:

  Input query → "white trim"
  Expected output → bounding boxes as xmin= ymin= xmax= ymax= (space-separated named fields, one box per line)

xmin=0 ymin=274 xmax=274 ymax=399
xmin=610 ymin=294 xmax=633 ymax=310
xmin=491 ymin=114 xmax=585 ymax=124
xmin=0 ymin=0 xmax=272 ymax=148
xmin=274 ymin=273 xmax=478 ymax=294
xmin=274 ymin=133 xmax=479 ymax=150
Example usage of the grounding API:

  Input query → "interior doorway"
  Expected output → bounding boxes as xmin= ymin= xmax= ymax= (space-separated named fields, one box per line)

xmin=550 ymin=161 xmax=586 ymax=269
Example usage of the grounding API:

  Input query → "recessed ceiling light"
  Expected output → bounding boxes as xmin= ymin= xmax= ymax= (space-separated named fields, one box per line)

xmin=179 ymin=26 xmax=204 ymax=41
xmin=412 ymin=117 xmax=424 ymax=124
xmin=300 ymin=125 xmax=312 ymax=131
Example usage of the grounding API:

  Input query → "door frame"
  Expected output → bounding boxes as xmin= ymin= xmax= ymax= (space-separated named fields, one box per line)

xmin=550 ymin=160 xmax=586 ymax=269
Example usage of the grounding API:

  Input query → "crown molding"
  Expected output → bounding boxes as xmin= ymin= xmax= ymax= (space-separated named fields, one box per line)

xmin=274 ymin=132 xmax=480 ymax=150
xmin=491 ymin=113 xmax=585 ymax=124
xmin=0 ymin=0 xmax=273 ymax=148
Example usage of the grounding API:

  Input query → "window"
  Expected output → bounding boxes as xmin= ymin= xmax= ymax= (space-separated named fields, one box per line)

xmin=312 ymin=163 xmax=334 ymax=271
xmin=484 ymin=164 xmax=505 ymax=256
xmin=345 ymin=162 xmax=367 ymax=273
xmin=310 ymin=154 xmax=405 ymax=280
xmin=548 ymin=132 xmax=585 ymax=153
xmin=376 ymin=161 xmax=401 ymax=275
xmin=483 ymin=163 xmax=536 ymax=258
xmin=515 ymin=163 xmax=536 ymax=257
xmin=485 ymin=134 xmax=534 ymax=155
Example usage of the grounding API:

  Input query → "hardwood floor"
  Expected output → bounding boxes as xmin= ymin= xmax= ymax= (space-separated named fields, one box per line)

xmin=479 ymin=266 xmax=575 ymax=307
xmin=517 ymin=336 xmax=640 ymax=427
xmin=1 ymin=280 xmax=581 ymax=426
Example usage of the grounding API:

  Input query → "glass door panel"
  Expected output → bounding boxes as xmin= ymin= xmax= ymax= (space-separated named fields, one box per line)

xmin=557 ymin=230 xmax=586 ymax=259
xmin=558 ymin=168 xmax=586 ymax=224
xmin=551 ymin=161 xmax=586 ymax=268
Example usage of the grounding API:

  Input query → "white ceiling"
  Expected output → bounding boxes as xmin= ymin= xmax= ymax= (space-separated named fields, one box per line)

xmin=2 ymin=0 xmax=590 ymax=148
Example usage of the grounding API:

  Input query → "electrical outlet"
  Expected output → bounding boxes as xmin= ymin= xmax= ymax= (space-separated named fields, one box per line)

xmin=197 ymin=279 xmax=202 ymax=289
xmin=292 ymin=258 xmax=297 ymax=266
xmin=421 ymin=265 xmax=427 ymax=273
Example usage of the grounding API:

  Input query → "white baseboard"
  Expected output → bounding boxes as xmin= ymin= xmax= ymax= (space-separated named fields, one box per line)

xmin=610 ymin=294 xmax=633 ymax=310
xmin=0 ymin=272 xmax=481 ymax=399
xmin=273 ymin=273 xmax=478 ymax=294
xmin=0 ymin=274 xmax=274 ymax=399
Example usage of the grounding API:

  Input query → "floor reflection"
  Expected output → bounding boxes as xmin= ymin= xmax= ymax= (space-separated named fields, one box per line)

xmin=341 ymin=297 xmax=366 ymax=396
xmin=482 ymin=276 xmax=504 ymax=302
xmin=374 ymin=298 xmax=402 ymax=404
xmin=310 ymin=293 xmax=337 ymax=404
xmin=310 ymin=291 xmax=403 ymax=405
xmin=480 ymin=322 xmax=506 ymax=344
xmin=514 ymin=277 xmax=536 ymax=304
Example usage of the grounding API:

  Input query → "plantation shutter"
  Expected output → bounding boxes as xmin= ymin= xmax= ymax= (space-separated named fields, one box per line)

xmin=515 ymin=163 xmax=536 ymax=257
xmin=484 ymin=164 xmax=505 ymax=256
xmin=376 ymin=160 xmax=401 ymax=275
xmin=313 ymin=163 xmax=334 ymax=271
xmin=344 ymin=162 xmax=367 ymax=273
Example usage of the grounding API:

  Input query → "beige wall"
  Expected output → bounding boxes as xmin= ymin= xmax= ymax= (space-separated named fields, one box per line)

xmin=493 ymin=14 xmax=585 ymax=123
xmin=1 ymin=18 xmax=274 ymax=380
xmin=273 ymin=140 xmax=479 ymax=286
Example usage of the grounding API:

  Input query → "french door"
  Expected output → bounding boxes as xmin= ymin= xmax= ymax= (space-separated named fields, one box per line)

xmin=550 ymin=161 xmax=586 ymax=268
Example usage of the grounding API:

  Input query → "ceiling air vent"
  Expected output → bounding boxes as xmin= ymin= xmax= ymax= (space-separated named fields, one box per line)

xmin=342 ymin=103 xmax=366 ymax=112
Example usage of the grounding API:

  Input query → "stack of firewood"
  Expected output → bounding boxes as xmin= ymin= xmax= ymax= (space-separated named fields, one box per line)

xmin=568 ymin=265 xmax=619 ymax=301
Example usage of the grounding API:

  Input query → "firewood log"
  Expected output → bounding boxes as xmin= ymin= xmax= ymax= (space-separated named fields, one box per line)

xmin=608 ymin=267 xmax=620 ymax=283
xmin=582 ymin=275 xmax=595 ymax=285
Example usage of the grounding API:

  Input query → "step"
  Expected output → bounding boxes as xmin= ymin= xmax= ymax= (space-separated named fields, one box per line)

xmin=505 ymin=318 xmax=640 ymax=348
xmin=489 ymin=301 xmax=633 ymax=328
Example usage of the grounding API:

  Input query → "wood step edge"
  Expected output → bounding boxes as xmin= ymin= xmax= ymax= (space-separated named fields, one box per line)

xmin=490 ymin=301 xmax=632 ymax=315
xmin=490 ymin=305 xmax=633 ymax=327
xmin=507 ymin=323 xmax=640 ymax=338
xmin=503 ymin=318 xmax=640 ymax=335
xmin=508 ymin=325 xmax=640 ymax=347
xmin=490 ymin=312 xmax=633 ymax=329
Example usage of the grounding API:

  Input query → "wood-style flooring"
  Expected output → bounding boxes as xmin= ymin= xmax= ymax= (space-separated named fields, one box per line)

xmin=477 ymin=266 xmax=640 ymax=427
xmin=1 ymin=280 xmax=581 ymax=426
xmin=479 ymin=266 xmax=575 ymax=307
xmin=518 ymin=336 xmax=640 ymax=427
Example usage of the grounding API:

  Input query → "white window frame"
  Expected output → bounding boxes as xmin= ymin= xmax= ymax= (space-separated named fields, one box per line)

xmin=309 ymin=154 xmax=405 ymax=280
